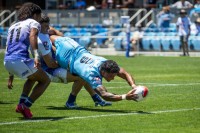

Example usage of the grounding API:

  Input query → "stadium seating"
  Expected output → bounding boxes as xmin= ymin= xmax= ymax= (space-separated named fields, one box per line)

xmin=113 ymin=32 xmax=126 ymax=51
xmin=190 ymin=37 xmax=200 ymax=50
xmin=141 ymin=37 xmax=151 ymax=50
xmin=79 ymin=33 xmax=92 ymax=48
xmin=170 ymin=37 xmax=181 ymax=51
xmin=160 ymin=37 xmax=171 ymax=51
xmin=150 ymin=37 xmax=161 ymax=51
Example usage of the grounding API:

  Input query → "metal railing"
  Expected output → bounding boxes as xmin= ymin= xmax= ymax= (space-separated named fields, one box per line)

xmin=135 ymin=9 xmax=154 ymax=27
xmin=129 ymin=9 xmax=147 ymax=24
xmin=0 ymin=11 xmax=17 ymax=26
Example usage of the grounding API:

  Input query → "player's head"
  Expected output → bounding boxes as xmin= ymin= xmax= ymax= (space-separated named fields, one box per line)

xmin=180 ymin=9 xmax=187 ymax=17
xmin=39 ymin=13 xmax=50 ymax=34
xmin=17 ymin=2 xmax=42 ymax=21
xmin=100 ymin=60 xmax=120 ymax=82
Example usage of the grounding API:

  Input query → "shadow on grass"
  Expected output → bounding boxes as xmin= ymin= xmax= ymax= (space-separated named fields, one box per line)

xmin=18 ymin=116 xmax=68 ymax=121
xmin=0 ymin=101 xmax=15 ymax=104
xmin=45 ymin=106 xmax=152 ymax=114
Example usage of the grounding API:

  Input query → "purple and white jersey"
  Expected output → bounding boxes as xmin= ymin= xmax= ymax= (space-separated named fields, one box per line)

xmin=4 ymin=18 xmax=40 ymax=61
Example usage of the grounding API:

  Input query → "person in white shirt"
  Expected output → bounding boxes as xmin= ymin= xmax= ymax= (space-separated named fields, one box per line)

xmin=176 ymin=9 xmax=191 ymax=56
xmin=170 ymin=0 xmax=193 ymax=9
xmin=190 ymin=18 xmax=200 ymax=35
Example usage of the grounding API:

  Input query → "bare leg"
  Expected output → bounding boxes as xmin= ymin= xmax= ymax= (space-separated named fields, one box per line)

xmin=27 ymin=68 xmax=50 ymax=102
xmin=182 ymin=41 xmax=186 ymax=56
xmin=22 ymin=79 xmax=36 ymax=96
xmin=65 ymin=73 xmax=111 ymax=108
xmin=185 ymin=42 xmax=189 ymax=56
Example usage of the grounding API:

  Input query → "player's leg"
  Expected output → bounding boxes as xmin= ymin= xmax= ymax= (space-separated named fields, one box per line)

xmin=65 ymin=73 xmax=84 ymax=108
xmin=5 ymin=59 xmax=50 ymax=118
xmin=185 ymin=35 xmax=189 ymax=56
xmin=51 ymin=68 xmax=111 ymax=108
xmin=84 ymin=83 xmax=112 ymax=107
xmin=18 ymin=79 xmax=36 ymax=105
xmin=181 ymin=36 xmax=186 ymax=56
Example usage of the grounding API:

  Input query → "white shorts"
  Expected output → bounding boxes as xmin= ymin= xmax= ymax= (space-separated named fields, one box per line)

xmin=45 ymin=67 xmax=67 ymax=83
xmin=4 ymin=59 xmax=37 ymax=79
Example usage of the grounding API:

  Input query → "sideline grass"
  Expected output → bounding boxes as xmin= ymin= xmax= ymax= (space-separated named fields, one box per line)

xmin=0 ymin=53 xmax=200 ymax=133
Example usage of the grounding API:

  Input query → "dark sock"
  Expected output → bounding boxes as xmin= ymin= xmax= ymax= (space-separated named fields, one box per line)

xmin=92 ymin=94 xmax=102 ymax=102
xmin=67 ymin=93 xmax=76 ymax=103
xmin=24 ymin=97 xmax=33 ymax=108
xmin=19 ymin=94 xmax=28 ymax=104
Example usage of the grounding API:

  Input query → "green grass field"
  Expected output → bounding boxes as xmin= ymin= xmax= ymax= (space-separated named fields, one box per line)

xmin=0 ymin=53 xmax=200 ymax=133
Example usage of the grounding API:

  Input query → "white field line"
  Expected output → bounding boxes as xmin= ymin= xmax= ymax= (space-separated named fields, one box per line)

xmin=89 ymin=82 xmax=200 ymax=90
xmin=4 ymin=77 xmax=200 ymax=87
xmin=0 ymin=108 xmax=199 ymax=126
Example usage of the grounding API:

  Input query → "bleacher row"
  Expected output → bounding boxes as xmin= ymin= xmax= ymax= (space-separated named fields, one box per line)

xmin=137 ymin=23 xmax=200 ymax=51
xmin=1 ymin=23 xmax=200 ymax=51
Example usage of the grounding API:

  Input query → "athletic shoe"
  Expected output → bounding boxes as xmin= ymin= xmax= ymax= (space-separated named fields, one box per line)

xmin=95 ymin=101 xmax=112 ymax=107
xmin=15 ymin=103 xmax=33 ymax=119
xmin=65 ymin=102 xmax=78 ymax=109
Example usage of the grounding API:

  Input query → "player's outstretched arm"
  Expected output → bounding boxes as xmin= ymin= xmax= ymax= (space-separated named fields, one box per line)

xmin=95 ymin=86 xmax=138 ymax=101
xmin=117 ymin=67 xmax=136 ymax=89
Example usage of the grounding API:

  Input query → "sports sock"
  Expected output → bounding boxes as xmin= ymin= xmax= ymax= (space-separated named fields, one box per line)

xmin=24 ymin=97 xmax=34 ymax=108
xmin=19 ymin=94 xmax=28 ymax=104
xmin=92 ymin=94 xmax=102 ymax=102
xmin=67 ymin=93 xmax=76 ymax=103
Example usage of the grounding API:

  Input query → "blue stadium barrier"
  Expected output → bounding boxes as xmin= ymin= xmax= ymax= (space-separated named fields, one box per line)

xmin=79 ymin=35 xmax=91 ymax=48
xmin=151 ymin=38 xmax=161 ymax=51
xmin=190 ymin=38 xmax=200 ymax=50
xmin=156 ymin=32 xmax=166 ymax=36
xmin=160 ymin=37 xmax=171 ymax=51
xmin=141 ymin=37 xmax=151 ymax=50
xmin=114 ymin=38 xmax=123 ymax=50
xmin=143 ymin=32 xmax=156 ymax=36
xmin=170 ymin=37 xmax=180 ymax=51
xmin=113 ymin=32 xmax=126 ymax=50
xmin=165 ymin=32 xmax=177 ymax=36
xmin=95 ymin=32 xmax=108 ymax=46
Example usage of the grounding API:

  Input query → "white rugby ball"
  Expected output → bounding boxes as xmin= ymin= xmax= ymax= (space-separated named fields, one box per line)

xmin=134 ymin=86 xmax=149 ymax=101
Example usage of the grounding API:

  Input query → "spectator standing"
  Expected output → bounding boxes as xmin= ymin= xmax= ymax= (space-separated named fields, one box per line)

xmin=190 ymin=0 xmax=200 ymax=17
xmin=170 ymin=0 xmax=193 ymax=9
xmin=74 ymin=0 xmax=86 ymax=9
xmin=190 ymin=17 xmax=200 ymax=35
xmin=157 ymin=6 xmax=175 ymax=29
xmin=176 ymin=9 xmax=191 ymax=56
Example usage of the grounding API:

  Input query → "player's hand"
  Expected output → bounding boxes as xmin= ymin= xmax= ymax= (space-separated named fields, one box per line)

xmin=34 ymin=58 xmax=41 ymax=69
xmin=7 ymin=76 xmax=14 ymax=89
xmin=125 ymin=89 xmax=138 ymax=101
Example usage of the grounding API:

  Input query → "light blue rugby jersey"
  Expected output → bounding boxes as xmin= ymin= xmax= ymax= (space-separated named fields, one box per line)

xmin=55 ymin=37 xmax=107 ymax=89
xmin=54 ymin=37 xmax=80 ymax=69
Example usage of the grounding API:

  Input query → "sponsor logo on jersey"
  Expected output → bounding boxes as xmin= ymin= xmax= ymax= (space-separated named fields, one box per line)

xmin=43 ymin=41 xmax=49 ymax=50
xmin=93 ymin=77 xmax=102 ymax=85
xmin=22 ymin=70 xmax=29 ymax=77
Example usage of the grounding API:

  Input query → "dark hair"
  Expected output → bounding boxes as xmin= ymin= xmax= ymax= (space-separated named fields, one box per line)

xmin=179 ymin=9 xmax=187 ymax=14
xmin=39 ymin=13 xmax=50 ymax=23
xmin=100 ymin=60 xmax=120 ymax=73
xmin=17 ymin=2 xmax=41 ymax=21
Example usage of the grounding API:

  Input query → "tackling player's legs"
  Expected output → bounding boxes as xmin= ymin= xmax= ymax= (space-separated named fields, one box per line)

xmin=47 ymin=68 xmax=112 ymax=108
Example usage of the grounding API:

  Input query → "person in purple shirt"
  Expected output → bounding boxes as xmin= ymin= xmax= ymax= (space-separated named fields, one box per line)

xmin=4 ymin=3 xmax=50 ymax=119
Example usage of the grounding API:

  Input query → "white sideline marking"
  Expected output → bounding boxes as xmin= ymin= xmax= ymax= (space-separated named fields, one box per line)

xmin=0 ymin=108 xmax=199 ymax=126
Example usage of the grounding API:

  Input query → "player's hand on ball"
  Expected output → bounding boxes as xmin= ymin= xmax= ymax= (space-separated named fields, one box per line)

xmin=125 ymin=89 xmax=139 ymax=101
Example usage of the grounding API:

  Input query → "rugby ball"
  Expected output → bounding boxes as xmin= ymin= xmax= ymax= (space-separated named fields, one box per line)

xmin=134 ymin=86 xmax=149 ymax=101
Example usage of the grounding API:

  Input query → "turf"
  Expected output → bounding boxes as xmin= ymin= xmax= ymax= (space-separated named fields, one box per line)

xmin=0 ymin=53 xmax=200 ymax=133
